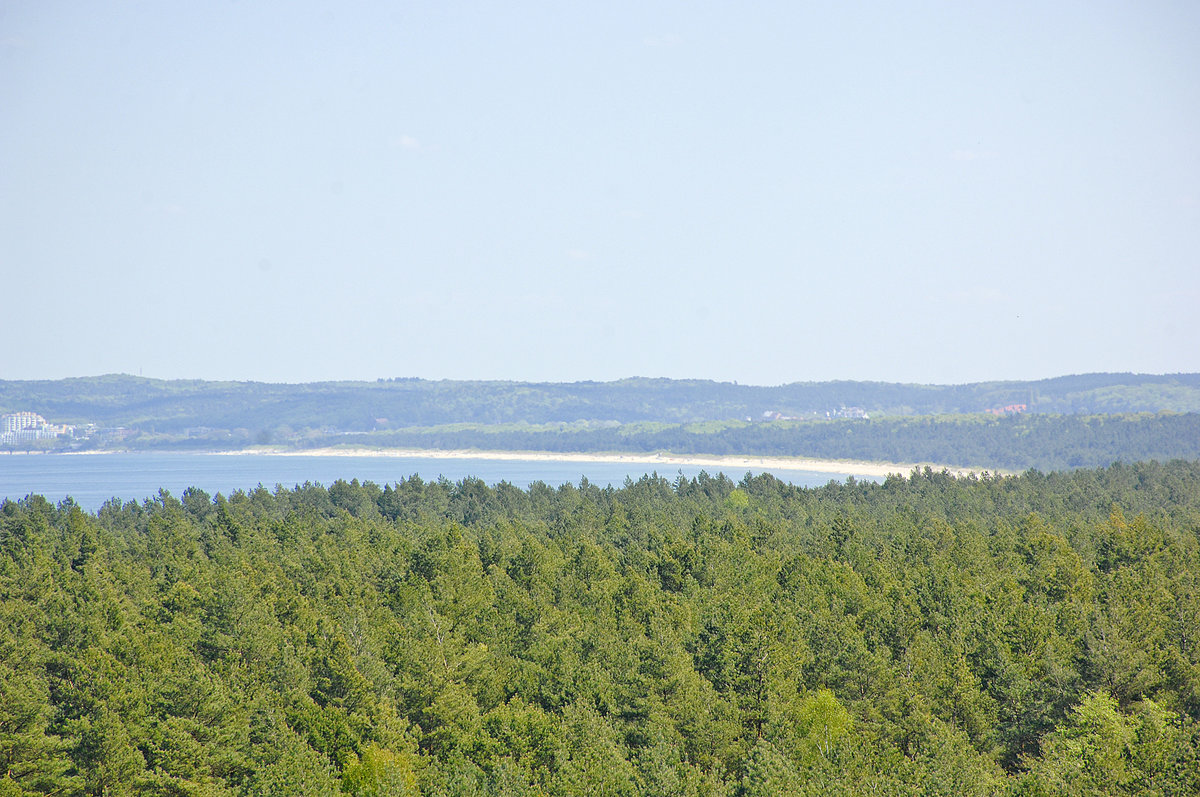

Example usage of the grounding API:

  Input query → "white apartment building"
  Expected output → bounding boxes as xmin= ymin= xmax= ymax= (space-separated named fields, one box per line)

xmin=1 ymin=412 xmax=73 ymax=445
xmin=1 ymin=411 xmax=47 ymax=433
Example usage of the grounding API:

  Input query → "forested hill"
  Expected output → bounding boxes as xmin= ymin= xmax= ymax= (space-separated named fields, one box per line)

xmin=3 ymin=372 xmax=1200 ymax=431
xmin=3 ymin=461 xmax=1200 ymax=794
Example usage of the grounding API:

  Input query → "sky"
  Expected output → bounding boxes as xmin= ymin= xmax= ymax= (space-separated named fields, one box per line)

xmin=2 ymin=1 xmax=1198 ymax=386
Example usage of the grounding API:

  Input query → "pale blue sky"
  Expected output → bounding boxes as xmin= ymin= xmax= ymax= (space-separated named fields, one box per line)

xmin=2 ymin=1 xmax=1198 ymax=385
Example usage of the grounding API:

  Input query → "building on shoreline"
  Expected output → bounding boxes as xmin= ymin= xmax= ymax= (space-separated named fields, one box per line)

xmin=0 ymin=412 xmax=74 ymax=445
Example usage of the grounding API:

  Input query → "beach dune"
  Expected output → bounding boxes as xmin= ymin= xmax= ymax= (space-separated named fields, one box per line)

xmin=230 ymin=446 xmax=986 ymax=480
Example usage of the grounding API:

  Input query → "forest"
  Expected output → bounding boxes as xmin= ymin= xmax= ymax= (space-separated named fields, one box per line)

xmin=3 ymin=459 xmax=1200 ymax=795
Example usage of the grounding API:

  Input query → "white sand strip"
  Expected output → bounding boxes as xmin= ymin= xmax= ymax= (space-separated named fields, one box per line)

xmin=217 ymin=446 xmax=995 ymax=479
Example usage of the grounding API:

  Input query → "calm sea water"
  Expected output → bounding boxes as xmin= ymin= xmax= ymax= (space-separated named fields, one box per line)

xmin=0 ymin=452 xmax=874 ymax=513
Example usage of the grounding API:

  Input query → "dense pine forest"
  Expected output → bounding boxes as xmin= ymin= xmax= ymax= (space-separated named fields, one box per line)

xmin=4 ymin=461 xmax=1200 ymax=795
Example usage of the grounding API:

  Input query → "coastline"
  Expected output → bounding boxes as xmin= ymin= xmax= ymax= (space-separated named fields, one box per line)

xmin=212 ymin=446 xmax=988 ymax=479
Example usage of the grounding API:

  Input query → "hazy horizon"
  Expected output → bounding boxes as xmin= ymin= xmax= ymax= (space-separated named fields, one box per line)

xmin=4 ymin=2 xmax=1198 ymax=385
xmin=4 ymin=369 xmax=1198 ymax=391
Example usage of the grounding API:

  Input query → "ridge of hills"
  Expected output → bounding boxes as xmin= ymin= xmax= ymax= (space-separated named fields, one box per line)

xmin=3 ymin=372 xmax=1200 ymax=431
xmin=3 ymin=374 xmax=1199 ymax=471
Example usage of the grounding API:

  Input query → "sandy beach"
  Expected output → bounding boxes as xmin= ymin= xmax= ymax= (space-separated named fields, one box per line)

xmin=217 ymin=446 xmax=988 ymax=479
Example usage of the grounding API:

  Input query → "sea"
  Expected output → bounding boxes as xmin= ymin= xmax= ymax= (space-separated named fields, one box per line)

xmin=0 ymin=452 xmax=875 ymax=513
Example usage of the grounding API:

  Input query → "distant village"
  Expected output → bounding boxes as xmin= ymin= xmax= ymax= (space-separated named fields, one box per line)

xmin=0 ymin=411 xmax=128 ymax=448
xmin=753 ymin=403 xmax=1028 ymax=422
xmin=752 ymin=406 xmax=871 ymax=422
xmin=0 ymin=412 xmax=76 ymax=445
